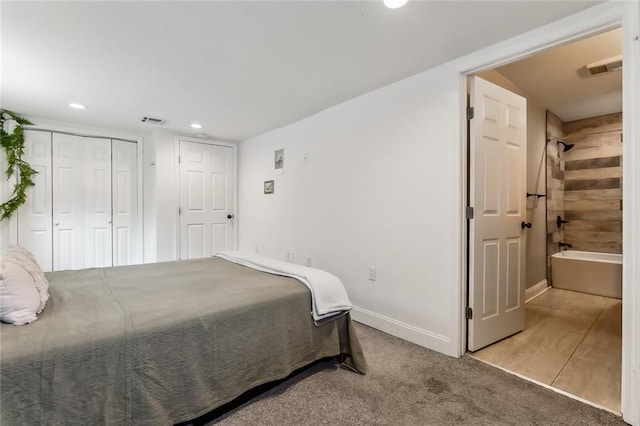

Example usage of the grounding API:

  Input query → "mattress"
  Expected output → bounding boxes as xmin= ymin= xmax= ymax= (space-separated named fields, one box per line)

xmin=0 ymin=257 xmax=366 ymax=425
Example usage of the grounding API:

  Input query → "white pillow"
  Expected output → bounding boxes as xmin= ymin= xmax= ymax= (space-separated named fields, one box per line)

xmin=0 ymin=260 xmax=41 ymax=325
xmin=1 ymin=244 xmax=49 ymax=313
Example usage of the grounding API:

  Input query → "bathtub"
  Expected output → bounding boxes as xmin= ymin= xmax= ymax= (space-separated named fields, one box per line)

xmin=551 ymin=250 xmax=622 ymax=299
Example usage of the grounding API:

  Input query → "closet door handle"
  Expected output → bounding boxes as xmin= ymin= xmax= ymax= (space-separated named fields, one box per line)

xmin=54 ymin=222 xmax=60 ymax=227
xmin=521 ymin=221 xmax=532 ymax=229
xmin=108 ymin=221 xmax=112 ymax=224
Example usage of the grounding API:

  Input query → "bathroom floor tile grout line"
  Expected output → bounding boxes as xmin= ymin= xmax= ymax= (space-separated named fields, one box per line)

xmin=550 ymin=303 xmax=606 ymax=387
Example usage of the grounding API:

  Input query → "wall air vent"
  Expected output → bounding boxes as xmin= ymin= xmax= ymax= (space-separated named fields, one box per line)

xmin=141 ymin=116 xmax=167 ymax=125
xmin=585 ymin=55 xmax=623 ymax=76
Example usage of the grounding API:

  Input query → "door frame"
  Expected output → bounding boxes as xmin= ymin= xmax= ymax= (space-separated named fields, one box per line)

xmin=456 ymin=2 xmax=639 ymax=423
xmin=174 ymin=137 xmax=238 ymax=258
xmin=4 ymin=123 xmax=145 ymax=265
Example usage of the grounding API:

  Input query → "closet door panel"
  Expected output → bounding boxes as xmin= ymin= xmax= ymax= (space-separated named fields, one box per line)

xmin=17 ymin=130 xmax=53 ymax=272
xmin=84 ymin=138 xmax=112 ymax=268
xmin=112 ymin=140 xmax=138 ymax=266
xmin=52 ymin=134 xmax=86 ymax=270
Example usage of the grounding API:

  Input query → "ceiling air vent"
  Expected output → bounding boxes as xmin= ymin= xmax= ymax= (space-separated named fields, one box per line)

xmin=141 ymin=116 xmax=167 ymax=125
xmin=586 ymin=55 xmax=623 ymax=76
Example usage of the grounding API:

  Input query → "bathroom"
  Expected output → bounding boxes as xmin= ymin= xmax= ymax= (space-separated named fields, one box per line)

xmin=471 ymin=28 xmax=623 ymax=413
xmin=547 ymin=110 xmax=622 ymax=300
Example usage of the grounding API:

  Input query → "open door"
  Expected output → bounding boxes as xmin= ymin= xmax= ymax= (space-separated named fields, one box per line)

xmin=468 ymin=76 xmax=527 ymax=352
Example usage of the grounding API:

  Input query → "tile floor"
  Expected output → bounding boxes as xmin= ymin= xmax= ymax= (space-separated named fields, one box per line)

xmin=470 ymin=288 xmax=622 ymax=413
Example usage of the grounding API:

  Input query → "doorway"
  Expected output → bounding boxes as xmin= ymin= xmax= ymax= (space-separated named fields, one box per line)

xmin=466 ymin=28 xmax=624 ymax=413
xmin=177 ymin=139 xmax=236 ymax=259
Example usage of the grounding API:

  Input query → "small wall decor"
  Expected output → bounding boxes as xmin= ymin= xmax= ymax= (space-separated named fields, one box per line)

xmin=264 ymin=180 xmax=274 ymax=194
xmin=274 ymin=149 xmax=284 ymax=174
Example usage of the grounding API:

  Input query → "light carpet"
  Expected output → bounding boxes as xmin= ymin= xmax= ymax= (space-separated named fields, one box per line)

xmin=193 ymin=322 xmax=625 ymax=425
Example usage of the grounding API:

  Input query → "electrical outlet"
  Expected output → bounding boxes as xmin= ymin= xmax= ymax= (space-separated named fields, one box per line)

xmin=285 ymin=251 xmax=289 ymax=261
xmin=288 ymin=252 xmax=294 ymax=263
xmin=306 ymin=257 xmax=312 ymax=267
xmin=368 ymin=267 xmax=376 ymax=281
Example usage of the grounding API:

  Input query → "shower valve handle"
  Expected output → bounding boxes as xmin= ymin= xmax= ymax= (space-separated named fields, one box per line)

xmin=521 ymin=221 xmax=532 ymax=229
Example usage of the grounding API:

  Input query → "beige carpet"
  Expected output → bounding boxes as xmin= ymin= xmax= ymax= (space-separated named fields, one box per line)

xmin=191 ymin=322 xmax=624 ymax=425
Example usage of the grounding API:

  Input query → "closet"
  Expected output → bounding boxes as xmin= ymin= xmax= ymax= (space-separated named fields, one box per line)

xmin=16 ymin=130 xmax=139 ymax=272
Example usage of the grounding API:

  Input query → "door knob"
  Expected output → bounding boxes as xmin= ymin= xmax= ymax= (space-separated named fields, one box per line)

xmin=227 ymin=214 xmax=234 ymax=219
xmin=54 ymin=222 xmax=60 ymax=226
xmin=521 ymin=221 xmax=532 ymax=229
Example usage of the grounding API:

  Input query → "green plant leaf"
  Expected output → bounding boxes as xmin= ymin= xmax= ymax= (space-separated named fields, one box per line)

xmin=0 ymin=108 xmax=37 ymax=220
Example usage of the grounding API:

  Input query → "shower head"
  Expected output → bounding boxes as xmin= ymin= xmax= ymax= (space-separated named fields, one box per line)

xmin=557 ymin=140 xmax=575 ymax=152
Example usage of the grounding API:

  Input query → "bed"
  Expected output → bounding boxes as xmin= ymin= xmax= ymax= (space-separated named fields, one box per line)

xmin=0 ymin=255 xmax=366 ymax=425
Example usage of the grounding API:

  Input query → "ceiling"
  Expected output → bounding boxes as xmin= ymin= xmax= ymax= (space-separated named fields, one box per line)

xmin=496 ymin=28 xmax=622 ymax=122
xmin=1 ymin=1 xmax=603 ymax=141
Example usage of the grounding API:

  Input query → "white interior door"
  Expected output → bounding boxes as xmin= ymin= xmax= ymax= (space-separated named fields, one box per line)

xmin=112 ymin=139 xmax=138 ymax=266
xmin=179 ymin=141 xmax=234 ymax=259
xmin=17 ymin=130 xmax=53 ymax=272
xmin=468 ymin=76 xmax=527 ymax=352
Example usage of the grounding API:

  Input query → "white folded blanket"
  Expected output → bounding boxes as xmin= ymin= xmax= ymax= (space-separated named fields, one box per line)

xmin=215 ymin=251 xmax=352 ymax=325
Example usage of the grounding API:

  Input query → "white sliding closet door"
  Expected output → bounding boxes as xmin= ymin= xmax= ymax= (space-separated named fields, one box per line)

xmin=17 ymin=130 xmax=53 ymax=271
xmin=112 ymin=139 xmax=138 ymax=266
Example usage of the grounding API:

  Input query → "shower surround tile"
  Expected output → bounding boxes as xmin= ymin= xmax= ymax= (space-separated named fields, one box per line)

xmin=546 ymin=111 xmax=622 ymax=258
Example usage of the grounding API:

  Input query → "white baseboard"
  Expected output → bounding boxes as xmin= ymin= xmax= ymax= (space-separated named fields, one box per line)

xmin=351 ymin=306 xmax=455 ymax=356
xmin=525 ymin=279 xmax=549 ymax=303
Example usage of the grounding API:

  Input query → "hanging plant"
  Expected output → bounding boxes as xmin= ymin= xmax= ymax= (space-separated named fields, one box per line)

xmin=0 ymin=109 xmax=37 ymax=221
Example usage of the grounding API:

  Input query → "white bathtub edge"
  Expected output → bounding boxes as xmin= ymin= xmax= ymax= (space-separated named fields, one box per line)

xmin=551 ymin=250 xmax=622 ymax=264
xmin=525 ymin=279 xmax=550 ymax=304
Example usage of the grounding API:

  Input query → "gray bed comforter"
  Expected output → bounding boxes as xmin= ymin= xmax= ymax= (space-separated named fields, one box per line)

xmin=0 ymin=257 xmax=366 ymax=425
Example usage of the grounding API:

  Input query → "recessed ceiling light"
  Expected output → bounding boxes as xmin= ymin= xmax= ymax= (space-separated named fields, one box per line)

xmin=384 ymin=0 xmax=408 ymax=9
xmin=69 ymin=103 xmax=86 ymax=109
xmin=190 ymin=123 xmax=202 ymax=129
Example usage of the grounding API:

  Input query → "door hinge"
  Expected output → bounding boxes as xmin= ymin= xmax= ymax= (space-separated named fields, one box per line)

xmin=466 ymin=307 xmax=473 ymax=320
xmin=466 ymin=106 xmax=475 ymax=120
xmin=466 ymin=206 xmax=474 ymax=220
xmin=178 ymin=155 xmax=181 ymax=164
xmin=178 ymin=207 xmax=182 ymax=215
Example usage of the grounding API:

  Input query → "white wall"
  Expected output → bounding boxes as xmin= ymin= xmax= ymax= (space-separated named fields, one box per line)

xmin=238 ymin=2 xmax=639 ymax=368
xmin=239 ymin=63 xmax=462 ymax=355
xmin=147 ymin=130 xmax=179 ymax=262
